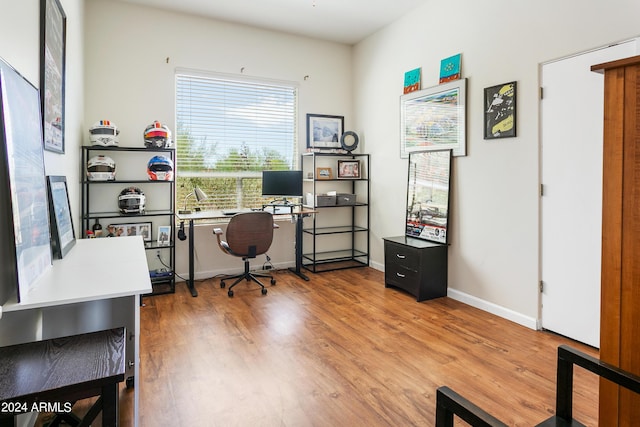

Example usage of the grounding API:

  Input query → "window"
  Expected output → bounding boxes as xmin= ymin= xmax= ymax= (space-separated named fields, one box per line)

xmin=175 ymin=71 xmax=298 ymax=212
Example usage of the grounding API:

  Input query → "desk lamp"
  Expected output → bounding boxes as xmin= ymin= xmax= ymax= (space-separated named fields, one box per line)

xmin=179 ymin=186 xmax=208 ymax=214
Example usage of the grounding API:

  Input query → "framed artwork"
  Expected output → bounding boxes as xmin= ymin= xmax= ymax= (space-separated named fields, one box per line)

xmin=337 ymin=160 xmax=361 ymax=179
xmin=316 ymin=167 xmax=333 ymax=180
xmin=46 ymin=176 xmax=75 ymax=258
xmin=110 ymin=222 xmax=152 ymax=241
xmin=400 ymin=79 xmax=467 ymax=158
xmin=40 ymin=0 xmax=66 ymax=153
xmin=439 ymin=53 xmax=461 ymax=83
xmin=157 ymin=226 xmax=171 ymax=246
xmin=306 ymin=114 xmax=344 ymax=150
xmin=484 ymin=81 xmax=517 ymax=139
xmin=403 ymin=67 xmax=421 ymax=94
xmin=0 ymin=56 xmax=53 ymax=302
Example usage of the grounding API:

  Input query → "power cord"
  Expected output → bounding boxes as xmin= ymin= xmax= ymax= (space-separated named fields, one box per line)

xmin=156 ymin=252 xmax=188 ymax=282
xmin=262 ymin=254 xmax=274 ymax=271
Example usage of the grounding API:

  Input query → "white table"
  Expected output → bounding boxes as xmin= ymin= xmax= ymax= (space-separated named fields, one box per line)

xmin=0 ymin=236 xmax=151 ymax=426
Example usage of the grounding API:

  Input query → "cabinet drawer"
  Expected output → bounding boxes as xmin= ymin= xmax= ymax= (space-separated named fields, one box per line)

xmin=385 ymin=264 xmax=419 ymax=294
xmin=384 ymin=243 xmax=419 ymax=269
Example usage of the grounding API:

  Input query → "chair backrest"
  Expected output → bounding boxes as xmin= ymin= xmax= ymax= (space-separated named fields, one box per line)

xmin=225 ymin=211 xmax=275 ymax=257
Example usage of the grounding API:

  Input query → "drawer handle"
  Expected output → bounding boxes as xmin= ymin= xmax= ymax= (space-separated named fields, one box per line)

xmin=396 ymin=272 xmax=406 ymax=278
xmin=396 ymin=254 xmax=406 ymax=259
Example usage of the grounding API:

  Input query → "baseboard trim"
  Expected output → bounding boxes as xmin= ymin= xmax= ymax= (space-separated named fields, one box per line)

xmin=447 ymin=288 xmax=538 ymax=330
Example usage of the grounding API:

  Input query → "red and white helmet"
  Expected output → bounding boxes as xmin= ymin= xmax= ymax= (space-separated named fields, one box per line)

xmin=144 ymin=120 xmax=172 ymax=148
xmin=89 ymin=120 xmax=119 ymax=146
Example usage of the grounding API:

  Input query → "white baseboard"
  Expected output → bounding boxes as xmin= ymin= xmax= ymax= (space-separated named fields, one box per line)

xmin=177 ymin=261 xmax=295 ymax=282
xmin=447 ymin=288 xmax=539 ymax=330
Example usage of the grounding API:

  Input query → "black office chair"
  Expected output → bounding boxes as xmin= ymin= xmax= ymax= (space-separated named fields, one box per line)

xmin=213 ymin=211 xmax=278 ymax=297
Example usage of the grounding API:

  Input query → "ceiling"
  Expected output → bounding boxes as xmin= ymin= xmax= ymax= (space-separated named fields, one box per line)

xmin=117 ymin=0 xmax=428 ymax=45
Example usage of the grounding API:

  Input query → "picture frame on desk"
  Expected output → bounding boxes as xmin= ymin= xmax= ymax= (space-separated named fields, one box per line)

xmin=47 ymin=175 xmax=76 ymax=258
xmin=110 ymin=222 xmax=152 ymax=241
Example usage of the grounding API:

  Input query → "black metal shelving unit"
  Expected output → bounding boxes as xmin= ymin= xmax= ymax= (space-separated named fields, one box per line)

xmin=81 ymin=146 xmax=176 ymax=295
xmin=301 ymin=152 xmax=370 ymax=273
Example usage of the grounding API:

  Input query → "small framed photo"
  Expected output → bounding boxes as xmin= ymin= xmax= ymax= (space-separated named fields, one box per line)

xmin=337 ymin=160 xmax=361 ymax=179
xmin=110 ymin=222 xmax=152 ymax=241
xmin=484 ymin=81 xmax=516 ymax=139
xmin=157 ymin=226 xmax=171 ymax=245
xmin=316 ymin=167 xmax=333 ymax=180
xmin=46 ymin=175 xmax=75 ymax=258
xmin=306 ymin=113 xmax=344 ymax=150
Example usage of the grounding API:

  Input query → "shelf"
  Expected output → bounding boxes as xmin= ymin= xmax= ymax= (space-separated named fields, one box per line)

xmin=304 ymin=203 xmax=368 ymax=209
xmin=303 ymin=225 xmax=368 ymax=235
xmin=83 ymin=210 xmax=174 ymax=220
xmin=302 ymin=249 xmax=368 ymax=263
xmin=82 ymin=180 xmax=174 ymax=184
xmin=84 ymin=145 xmax=175 ymax=153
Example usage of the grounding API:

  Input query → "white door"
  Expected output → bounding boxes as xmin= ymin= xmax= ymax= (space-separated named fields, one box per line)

xmin=540 ymin=40 xmax=637 ymax=347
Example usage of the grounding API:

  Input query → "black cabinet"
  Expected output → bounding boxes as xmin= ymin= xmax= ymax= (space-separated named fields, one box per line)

xmin=383 ymin=236 xmax=447 ymax=302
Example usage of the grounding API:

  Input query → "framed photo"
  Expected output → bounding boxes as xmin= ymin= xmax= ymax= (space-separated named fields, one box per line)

xmin=484 ymin=81 xmax=517 ymax=139
xmin=40 ymin=0 xmax=67 ymax=153
xmin=337 ymin=160 xmax=361 ymax=179
xmin=0 ymin=57 xmax=52 ymax=302
xmin=157 ymin=226 xmax=171 ymax=246
xmin=110 ymin=222 xmax=152 ymax=241
xmin=306 ymin=114 xmax=344 ymax=150
xmin=316 ymin=167 xmax=333 ymax=180
xmin=46 ymin=176 xmax=75 ymax=258
xmin=400 ymin=78 xmax=467 ymax=158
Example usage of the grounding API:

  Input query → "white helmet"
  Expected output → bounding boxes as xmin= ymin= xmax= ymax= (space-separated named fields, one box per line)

xmin=89 ymin=120 xmax=119 ymax=146
xmin=144 ymin=120 xmax=172 ymax=148
xmin=87 ymin=155 xmax=116 ymax=181
xmin=118 ymin=187 xmax=146 ymax=214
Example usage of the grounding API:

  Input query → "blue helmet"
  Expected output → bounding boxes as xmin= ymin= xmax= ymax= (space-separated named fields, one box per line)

xmin=147 ymin=155 xmax=174 ymax=181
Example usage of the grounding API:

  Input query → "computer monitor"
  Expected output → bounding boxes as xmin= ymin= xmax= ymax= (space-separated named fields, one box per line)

xmin=261 ymin=170 xmax=303 ymax=204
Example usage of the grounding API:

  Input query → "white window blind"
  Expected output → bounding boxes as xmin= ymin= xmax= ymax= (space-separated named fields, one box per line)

xmin=175 ymin=72 xmax=298 ymax=211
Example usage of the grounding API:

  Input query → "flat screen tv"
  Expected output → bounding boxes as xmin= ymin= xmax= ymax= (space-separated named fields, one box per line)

xmin=405 ymin=150 xmax=452 ymax=244
xmin=261 ymin=170 xmax=303 ymax=203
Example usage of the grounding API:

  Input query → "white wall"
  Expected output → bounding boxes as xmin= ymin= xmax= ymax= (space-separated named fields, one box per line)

xmin=0 ymin=0 xmax=85 ymax=344
xmin=84 ymin=0 xmax=353 ymax=277
xmin=354 ymin=0 xmax=640 ymax=325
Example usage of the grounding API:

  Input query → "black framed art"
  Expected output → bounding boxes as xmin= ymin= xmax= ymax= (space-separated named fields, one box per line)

xmin=46 ymin=175 xmax=76 ymax=258
xmin=40 ymin=0 xmax=67 ymax=153
xmin=484 ymin=81 xmax=516 ymax=139
xmin=306 ymin=114 xmax=344 ymax=150
xmin=0 ymin=56 xmax=53 ymax=302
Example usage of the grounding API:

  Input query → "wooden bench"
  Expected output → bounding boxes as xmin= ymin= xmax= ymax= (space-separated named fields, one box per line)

xmin=0 ymin=327 xmax=126 ymax=427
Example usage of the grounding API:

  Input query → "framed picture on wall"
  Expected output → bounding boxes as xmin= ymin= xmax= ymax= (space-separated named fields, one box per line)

xmin=40 ymin=0 xmax=67 ymax=153
xmin=400 ymin=79 xmax=467 ymax=158
xmin=306 ymin=114 xmax=344 ymax=150
xmin=484 ymin=81 xmax=517 ymax=139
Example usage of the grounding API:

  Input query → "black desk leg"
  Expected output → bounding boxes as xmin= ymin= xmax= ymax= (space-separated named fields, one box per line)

xmin=288 ymin=213 xmax=310 ymax=281
xmin=187 ymin=219 xmax=198 ymax=297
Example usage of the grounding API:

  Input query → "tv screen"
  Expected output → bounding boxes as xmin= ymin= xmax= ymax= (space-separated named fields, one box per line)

xmin=405 ymin=150 xmax=452 ymax=244
xmin=262 ymin=170 xmax=303 ymax=199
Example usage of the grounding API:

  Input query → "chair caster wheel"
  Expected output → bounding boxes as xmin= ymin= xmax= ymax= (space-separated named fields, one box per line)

xmin=220 ymin=281 xmax=225 ymax=288
xmin=261 ymin=288 xmax=268 ymax=295
xmin=271 ymin=278 xmax=276 ymax=285
xmin=228 ymin=290 xmax=234 ymax=297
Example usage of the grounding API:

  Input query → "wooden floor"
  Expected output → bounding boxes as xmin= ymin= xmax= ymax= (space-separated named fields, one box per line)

xmin=47 ymin=267 xmax=598 ymax=425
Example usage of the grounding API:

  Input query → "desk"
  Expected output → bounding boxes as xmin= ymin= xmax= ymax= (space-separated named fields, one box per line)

xmin=177 ymin=207 xmax=315 ymax=295
xmin=0 ymin=237 xmax=152 ymax=426
xmin=0 ymin=328 xmax=125 ymax=427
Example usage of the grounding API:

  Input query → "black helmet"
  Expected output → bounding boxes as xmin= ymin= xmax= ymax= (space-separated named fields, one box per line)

xmin=118 ymin=187 xmax=146 ymax=214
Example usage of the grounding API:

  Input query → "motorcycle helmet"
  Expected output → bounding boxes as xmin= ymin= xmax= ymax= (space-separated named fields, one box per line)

xmin=147 ymin=155 xmax=174 ymax=181
xmin=144 ymin=120 xmax=172 ymax=148
xmin=87 ymin=155 xmax=116 ymax=181
xmin=118 ymin=187 xmax=145 ymax=214
xmin=89 ymin=120 xmax=119 ymax=146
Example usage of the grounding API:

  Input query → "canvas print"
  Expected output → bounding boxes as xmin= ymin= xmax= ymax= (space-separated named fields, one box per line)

xmin=439 ymin=53 xmax=461 ymax=83
xmin=403 ymin=67 xmax=421 ymax=94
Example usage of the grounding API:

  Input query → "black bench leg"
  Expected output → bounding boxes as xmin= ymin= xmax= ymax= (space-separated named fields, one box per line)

xmin=101 ymin=383 xmax=119 ymax=427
